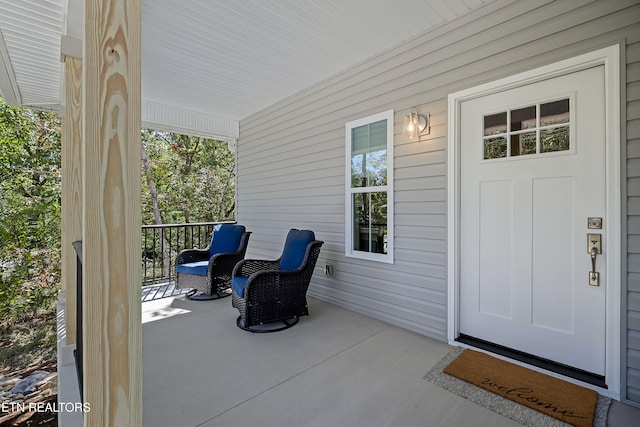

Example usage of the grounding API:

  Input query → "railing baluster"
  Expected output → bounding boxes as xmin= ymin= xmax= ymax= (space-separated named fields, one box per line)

xmin=142 ymin=228 xmax=146 ymax=283
xmin=168 ymin=226 xmax=172 ymax=282
xmin=152 ymin=228 xmax=157 ymax=284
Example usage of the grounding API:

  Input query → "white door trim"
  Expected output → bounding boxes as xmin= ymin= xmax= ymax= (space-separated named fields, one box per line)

xmin=447 ymin=45 xmax=621 ymax=398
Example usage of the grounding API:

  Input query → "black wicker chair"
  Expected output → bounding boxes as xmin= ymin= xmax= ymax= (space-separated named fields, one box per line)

xmin=175 ymin=224 xmax=251 ymax=300
xmin=231 ymin=229 xmax=323 ymax=332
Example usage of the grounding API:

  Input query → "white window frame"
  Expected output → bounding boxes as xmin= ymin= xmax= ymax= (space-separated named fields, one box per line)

xmin=345 ymin=109 xmax=394 ymax=263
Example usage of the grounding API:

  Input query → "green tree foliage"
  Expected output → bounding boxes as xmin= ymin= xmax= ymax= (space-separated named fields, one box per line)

xmin=0 ymin=97 xmax=236 ymax=322
xmin=0 ymin=98 xmax=62 ymax=321
xmin=140 ymin=129 xmax=235 ymax=225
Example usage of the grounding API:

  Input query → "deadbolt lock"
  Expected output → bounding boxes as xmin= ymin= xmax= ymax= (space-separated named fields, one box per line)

xmin=588 ymin=217 xmax=603 ymax=229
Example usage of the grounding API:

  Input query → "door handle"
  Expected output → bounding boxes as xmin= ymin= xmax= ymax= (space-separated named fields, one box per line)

xmin=587 ymin=234 xmax=601 ymax=286
xmin=589 ymin=247 xmax=600 ymax=286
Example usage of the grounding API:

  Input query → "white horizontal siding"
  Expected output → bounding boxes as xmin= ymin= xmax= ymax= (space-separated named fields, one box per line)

xmin=627 ymin=33 xmax=640 ymax=405
xmin=237 ymin=0 xmax=640 ymax=402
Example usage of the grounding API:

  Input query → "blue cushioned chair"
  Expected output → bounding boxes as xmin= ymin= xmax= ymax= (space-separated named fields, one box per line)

xmin=231 ymin=229 xmax=323 ymax=332
xmin=175 ymin=224 xmax=251 ymax=300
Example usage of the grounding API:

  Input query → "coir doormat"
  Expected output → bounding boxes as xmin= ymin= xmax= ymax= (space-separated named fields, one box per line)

xmin=442 ymin=349 xmax=597 ymax=427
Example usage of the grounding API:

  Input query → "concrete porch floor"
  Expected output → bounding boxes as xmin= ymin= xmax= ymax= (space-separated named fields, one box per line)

xmin=142 ymin=295 xmax=640 ymax=427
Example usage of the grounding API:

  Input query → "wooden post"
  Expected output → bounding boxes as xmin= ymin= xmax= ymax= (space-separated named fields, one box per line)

xmin=61 ymin=56 xmax=83 ymax=345
xmin=82 ymin=0 xmax=142 ymax=425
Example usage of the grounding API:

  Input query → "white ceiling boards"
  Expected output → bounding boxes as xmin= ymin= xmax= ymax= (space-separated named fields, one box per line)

xmin=0 ymin=0 xmax=490 ymax=122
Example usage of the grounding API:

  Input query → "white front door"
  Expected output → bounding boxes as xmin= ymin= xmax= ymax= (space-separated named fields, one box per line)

xmin=459 ymin=65 xmax=606 ymax=375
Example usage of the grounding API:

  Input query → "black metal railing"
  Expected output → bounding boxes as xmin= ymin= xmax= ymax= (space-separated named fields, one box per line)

xmin=141 ymin=221 xmax=231 ymax=286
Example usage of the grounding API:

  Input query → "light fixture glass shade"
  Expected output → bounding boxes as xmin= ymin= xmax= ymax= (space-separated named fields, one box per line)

xmin=403 ymin=114 xmax=417 ymax=139
xmin=404 ymin=107 xmax=428 ymax=140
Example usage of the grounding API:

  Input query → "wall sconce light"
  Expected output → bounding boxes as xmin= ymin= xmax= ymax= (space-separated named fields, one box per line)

xmin=403 ymin=107 xmax=430 ymax=140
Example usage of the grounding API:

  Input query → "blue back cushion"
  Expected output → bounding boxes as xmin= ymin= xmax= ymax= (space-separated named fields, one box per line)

xmin=279 ymin=229 xmax=315 ymax=270
xmin=209 ymin=224 xmax=246 ymax=258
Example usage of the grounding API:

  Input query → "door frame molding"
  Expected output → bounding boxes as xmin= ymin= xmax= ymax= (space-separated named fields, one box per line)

xmin=447 ymin=45 xmax=621 ymax=398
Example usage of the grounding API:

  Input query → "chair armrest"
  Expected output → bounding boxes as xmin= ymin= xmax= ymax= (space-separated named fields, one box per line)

xmin=243 ymin=269 xmax=308 ymax=300
xmin=233 ymin=258 xmax=280 ymax=277
xmin=176 ymin=248 xmax=209 ymax=265
xmin=208 ymin=251 xmax=245 ymax=274
xmin=235 ymin=240 xmax=323 ymax=282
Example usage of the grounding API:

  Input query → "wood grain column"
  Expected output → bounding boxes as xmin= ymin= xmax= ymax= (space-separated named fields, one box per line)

xmin=82 ymin=0 xmax=142 ymax=424
xmin=61 ymin=56 xmax=83 ymax=345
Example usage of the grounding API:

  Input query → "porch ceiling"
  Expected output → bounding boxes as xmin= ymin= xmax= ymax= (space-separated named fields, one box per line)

xmin=0 ymin=0 xmax=490 ymax=124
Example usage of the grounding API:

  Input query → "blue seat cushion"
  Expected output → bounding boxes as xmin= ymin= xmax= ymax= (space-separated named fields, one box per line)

xmin=279 ymin=229 xmax=315 ymax=270
xmin=176 ymin=261 xmax=208 ymax=277
xmin=209 ymin=224 xmax=246 ymax=258
xmin=232 ymin=276 xmax=249 ymax=298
